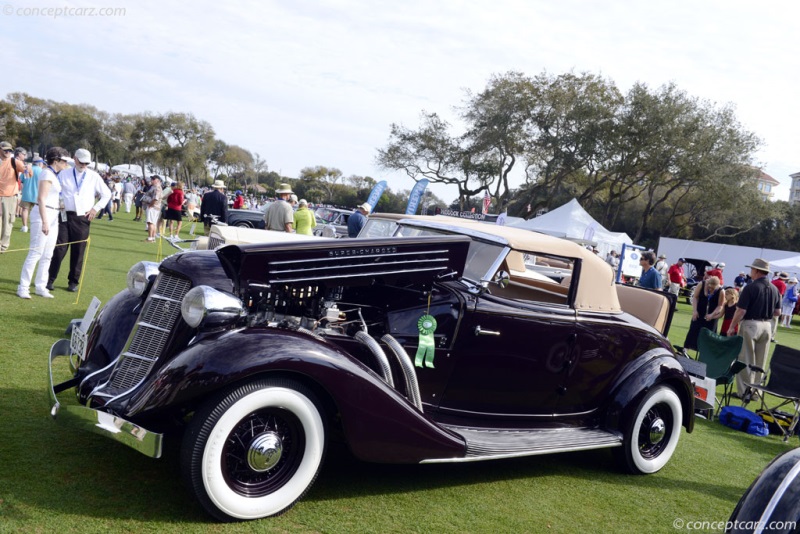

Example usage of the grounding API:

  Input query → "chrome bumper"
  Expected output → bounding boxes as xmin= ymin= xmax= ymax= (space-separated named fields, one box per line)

xmin=48 ymin=338 xmax=163 ymax=458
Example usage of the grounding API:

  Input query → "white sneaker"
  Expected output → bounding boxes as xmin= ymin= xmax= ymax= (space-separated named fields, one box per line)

xmin=20 ymin=226 xmax=28 ymax=233
xmin=17 ymin=288 xmax=31 ymax=299
xmin=35 ymin=289 xmax=54 ymax=298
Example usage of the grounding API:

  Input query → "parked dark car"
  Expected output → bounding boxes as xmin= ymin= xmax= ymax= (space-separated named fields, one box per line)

xmin=727 ymin=447 xmax=800 ymax=533
xmin=48 ymin=218 xmax=694 ymax=521
xmin=226 ymin=208 xmax=266 ymax=229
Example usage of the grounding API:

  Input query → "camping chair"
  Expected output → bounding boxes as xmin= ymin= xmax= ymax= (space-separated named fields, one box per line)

xmin=696 ymin=328 xmax=746 ymax=420
xmin=742 ymin=344 xmax=800 ymax=442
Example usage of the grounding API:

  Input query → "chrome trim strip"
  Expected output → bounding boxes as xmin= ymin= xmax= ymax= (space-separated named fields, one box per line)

xmin=420 ymin=440 xmax=621 ymax=463
xmin=132 ymin=322 xmax=172 ymax=334
xmin=271 ymin=266 xmax=449 ymax=284
xmin=48 ymin=339 xmax=162 ymax=458
xmin=269 ymin=257 xmax=448 ymax=275
xmin=269 ymin=249 xmax=452 ymax=266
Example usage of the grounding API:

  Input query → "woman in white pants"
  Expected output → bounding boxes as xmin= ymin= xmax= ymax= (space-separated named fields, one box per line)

xmin=17 ymin=147 xmax=70 ymax=299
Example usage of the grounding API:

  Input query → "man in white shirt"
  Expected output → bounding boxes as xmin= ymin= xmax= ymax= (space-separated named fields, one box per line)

xmin=47 ymin=148 xmax=111 ymax=292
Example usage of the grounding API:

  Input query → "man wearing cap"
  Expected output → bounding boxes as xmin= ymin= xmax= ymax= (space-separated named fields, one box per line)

xmin=667 ymin=258 xmax=686 ymax=295
xmin=20 ymin=156 xmax=44 ymax=233
xmin=200 ymin=179 xmax=228 ymax=235
xmin=728 ymin=258 xmax=781 ymax=397
xmin=264 ymin=183 xmax=295 ymax=232
xmin=293 ymin=198 xmax=316 ymax=235
xmin=734 ymin=271 xmax=747 ymax=290
xmin=347 ymin=202 xmax=371 ymax=237
xmin=0 ymin=141 xmax=27 ymax=252
xmin=47 ymin=148 xmax=111 ymax=292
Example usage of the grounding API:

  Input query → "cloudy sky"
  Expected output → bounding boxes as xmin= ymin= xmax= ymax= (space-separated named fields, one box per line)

xmin=3 ymin=0 xmax=798 ymax=202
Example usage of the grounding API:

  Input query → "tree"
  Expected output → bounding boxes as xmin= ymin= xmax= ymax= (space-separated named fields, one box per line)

xmin=6 ymin=92 xmax=52 ymax=157
xmin=299 ymin=165 xmax=343 ymax=201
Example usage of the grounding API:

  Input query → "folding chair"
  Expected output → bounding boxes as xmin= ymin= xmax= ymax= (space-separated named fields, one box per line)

xmin=696 ymin=328 xmax=746 ymax=420
xmin=742 ymin=344 xmax=800 ymax=442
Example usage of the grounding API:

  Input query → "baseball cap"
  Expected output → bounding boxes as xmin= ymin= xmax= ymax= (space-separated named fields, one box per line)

xmin=74 ymin=148 xmax=92 ymax=164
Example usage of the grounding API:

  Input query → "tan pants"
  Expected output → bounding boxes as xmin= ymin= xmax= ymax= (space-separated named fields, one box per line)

xmin=736 ymin=319 xmax=772 ymax=395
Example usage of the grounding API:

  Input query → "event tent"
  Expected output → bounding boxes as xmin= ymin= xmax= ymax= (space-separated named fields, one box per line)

xmin=509 ymin=198 xmax=633 ymax=257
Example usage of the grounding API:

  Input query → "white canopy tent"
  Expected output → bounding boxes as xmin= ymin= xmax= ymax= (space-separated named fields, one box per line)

xmin=770 ymin=255 xmax=800 ymax=271
xmin=509 ymin=198 xmax=633 ymax=257
xmin=111 ymin=163 xmax=143 ymax=177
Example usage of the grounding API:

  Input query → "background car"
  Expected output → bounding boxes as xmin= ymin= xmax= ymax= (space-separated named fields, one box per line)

xmin=226 ymin=207 xmax=266 ymax=229
xmin=313 ymin=207 xmax=351 ymax=237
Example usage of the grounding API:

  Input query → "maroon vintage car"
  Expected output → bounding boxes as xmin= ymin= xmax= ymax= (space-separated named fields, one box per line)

xmin=48 ymin=217 xmax=694 ymax=521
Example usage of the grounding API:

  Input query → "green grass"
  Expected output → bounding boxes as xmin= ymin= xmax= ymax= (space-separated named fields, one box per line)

xmin=0 ymin=213 xmax=797 ymax=533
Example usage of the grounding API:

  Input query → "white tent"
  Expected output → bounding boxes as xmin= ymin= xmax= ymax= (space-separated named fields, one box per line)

xmin=509 ymin=198 xmax=633 ymax=257
xmin=770 ymin=255 xmax=800 ymax=271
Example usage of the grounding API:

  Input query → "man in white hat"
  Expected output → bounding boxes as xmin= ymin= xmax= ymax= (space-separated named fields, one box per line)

xmin=655 ymin=253 xmax=669 ymax=290
xmin=728 ymin=258 xmax=781 ymax=398
xmin=347 ymin=202 xmax=371 ymax=237
xmin=47 ymin=148 xmax=111 ymax=291
xmin=199 ymin=179 xmax=228 ymax=235
xmin=264 ymin=183 xmax=294 ymax=232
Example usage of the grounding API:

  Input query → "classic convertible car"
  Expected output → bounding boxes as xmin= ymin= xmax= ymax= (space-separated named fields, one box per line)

xmin=48 ymin=218 xmax=694 ymax=521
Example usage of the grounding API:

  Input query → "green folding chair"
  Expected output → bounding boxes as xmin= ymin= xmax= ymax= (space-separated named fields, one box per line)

xmin=696 ymin=328 xmax=746 ymax=419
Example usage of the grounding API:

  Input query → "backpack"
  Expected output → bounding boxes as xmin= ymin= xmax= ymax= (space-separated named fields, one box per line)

xmin=719 ymin=406 xmax=769 ymax=436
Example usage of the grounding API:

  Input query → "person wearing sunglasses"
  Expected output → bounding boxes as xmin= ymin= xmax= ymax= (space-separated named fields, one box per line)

xmin=46 ymin=148 xmax=111 ymax=292
xmin=0 ymin=141 xmax=27 ymax=253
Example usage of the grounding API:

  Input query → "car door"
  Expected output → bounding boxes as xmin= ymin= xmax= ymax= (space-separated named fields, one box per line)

xmin=439 ymin=295 xmax=578 ymax=416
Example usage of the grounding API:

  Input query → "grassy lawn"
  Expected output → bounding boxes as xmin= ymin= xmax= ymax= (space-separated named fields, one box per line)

xmin=0 ymin=214 xmax=797 ymax=533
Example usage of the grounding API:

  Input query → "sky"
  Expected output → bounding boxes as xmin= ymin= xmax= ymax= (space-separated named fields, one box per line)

xmin=2 ymin=0 xmax=799 ymax=204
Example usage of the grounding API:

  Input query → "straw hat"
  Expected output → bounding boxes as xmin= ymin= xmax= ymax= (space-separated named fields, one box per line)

xmin=745 ymin=258 xmax=770 ymax=273
xmin=275 ymin=183 xmax=293 ymax=194
xmin=212 ymin=179 xmax=226 ymax=189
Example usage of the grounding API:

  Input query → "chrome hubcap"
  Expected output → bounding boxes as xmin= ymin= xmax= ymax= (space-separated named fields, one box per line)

xmin=247 ymin=432 xmax=283 ymax=472
xmin=649 ymin=417 xmax=666 ymax=445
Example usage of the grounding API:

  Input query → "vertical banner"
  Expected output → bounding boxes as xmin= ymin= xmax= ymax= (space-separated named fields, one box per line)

xmin=405 ymin=179 xmax=430 ymax=215
xmin=365 ymin=180 xmax=388 ymax=210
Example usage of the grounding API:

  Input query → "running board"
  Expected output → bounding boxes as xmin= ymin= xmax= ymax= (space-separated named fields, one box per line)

xmin=421 ymin=426 xmax=622 ymax=463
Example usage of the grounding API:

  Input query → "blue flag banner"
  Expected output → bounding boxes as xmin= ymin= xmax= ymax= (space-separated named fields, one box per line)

xmin=365 ymin=180 xmax=388 ymax=210
xmin=405 ymin=179 xmax=430 ymax=215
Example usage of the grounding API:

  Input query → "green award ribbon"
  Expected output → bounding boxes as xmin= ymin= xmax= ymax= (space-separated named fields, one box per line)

xmin=415 ymin=314 xmax=437 ymax=368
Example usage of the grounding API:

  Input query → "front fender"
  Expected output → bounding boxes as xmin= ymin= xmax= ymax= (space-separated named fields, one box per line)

xmin=604 ymin=348 xmax=695 ymax=434
xmin=127 ymin=328 xmax=466 ymax=463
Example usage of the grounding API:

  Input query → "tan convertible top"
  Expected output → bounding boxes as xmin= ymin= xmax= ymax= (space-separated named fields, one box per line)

xmin=398 ymin=216 xmax=621 ymax=313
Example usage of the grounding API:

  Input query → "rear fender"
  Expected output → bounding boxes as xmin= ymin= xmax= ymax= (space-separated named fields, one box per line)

xmin=126 ymin=328 xmax=466 ymax=463
xmin=604 ymin=349 xmax=695 ymax=434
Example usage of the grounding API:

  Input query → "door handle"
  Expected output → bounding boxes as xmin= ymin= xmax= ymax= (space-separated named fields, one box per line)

xmin=474 ymin=326 xmax=501 ymax=337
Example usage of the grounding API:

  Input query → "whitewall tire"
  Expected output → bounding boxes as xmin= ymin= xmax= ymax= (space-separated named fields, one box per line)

xmin=617 ymin=385 xmax=682 ymax=475
xmin=181 ymin=378 xmax=326 ymax=521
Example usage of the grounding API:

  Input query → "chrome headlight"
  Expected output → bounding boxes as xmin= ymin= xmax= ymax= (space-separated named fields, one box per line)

xmin=126 ymin=261 xmax=160 ymax=297
xmin=181 ymin=285 xmax=244 ymax=328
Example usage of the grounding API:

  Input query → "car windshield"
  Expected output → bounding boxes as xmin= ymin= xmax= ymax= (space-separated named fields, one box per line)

xmin=359 ymin=218 xmax=399 ymax=238
xmin=396 ymin=225 xmax=505 ymax=282
xmin=315 ymin=208 xmax=346 ymax=224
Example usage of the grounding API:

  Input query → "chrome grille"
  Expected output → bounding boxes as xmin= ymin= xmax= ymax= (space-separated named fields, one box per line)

xmin=105 ymin=273 xmax=191 ymax=394
xmin=208 ymin=236 xmax=224 ymax=250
